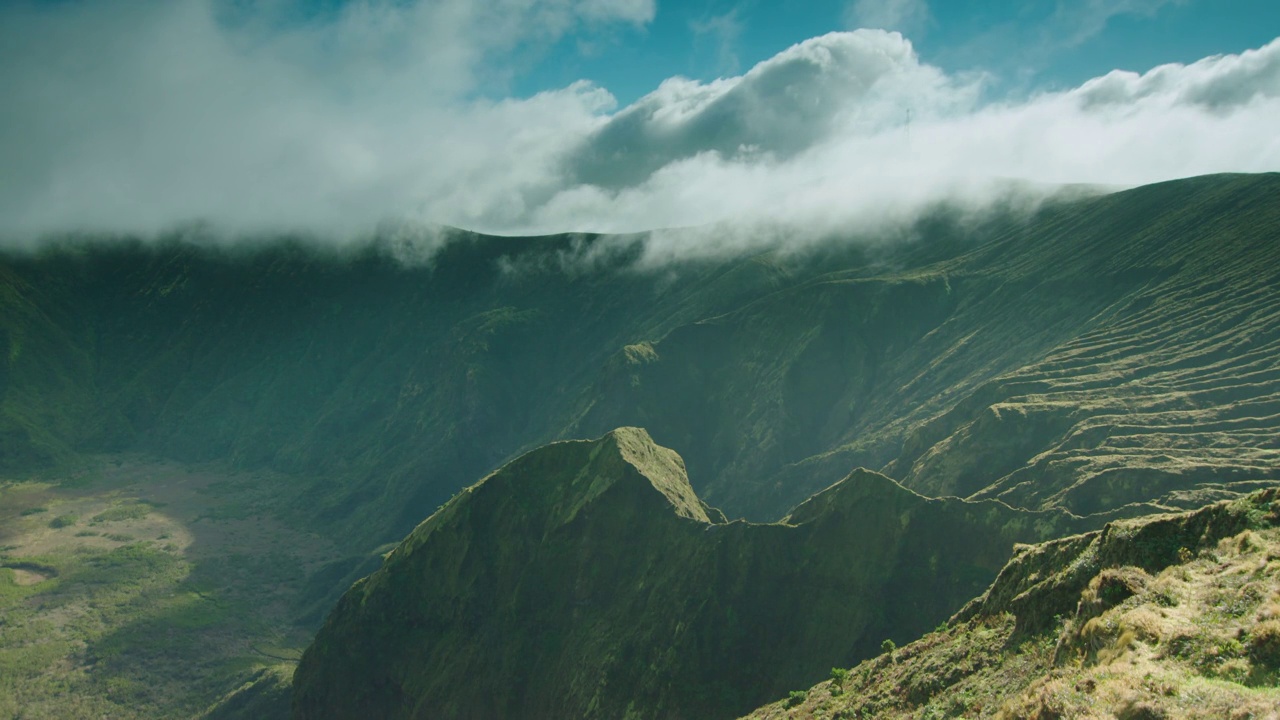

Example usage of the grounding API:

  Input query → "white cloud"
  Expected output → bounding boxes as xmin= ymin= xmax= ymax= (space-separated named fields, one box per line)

xmin=845 ymin=0 xmax=931 ymax=36
xmin=0 ymin=0 xmax=639 ymax=240
xmin=0 ymin=1 xmax=1277 ymax=260
xmin=521 ymin=31 xmax=1280 ymax=251
xmin=1074 ymin=42 xmax=1280 ymax=110
xmin=559 ymin=31 xmax=970 ymax=192
xmin=690 ymin=9 xmax=745 ymax=76
xmin=1051 ymin=0 xmax=1188 ymax=48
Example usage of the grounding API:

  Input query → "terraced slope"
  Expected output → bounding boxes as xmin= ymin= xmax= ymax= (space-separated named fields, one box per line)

xmin=292 ymin=429 xmax=1079 ymax=720
xmin=894 ymin=174 xmax=1280 ymax=515
xmin=573 ymin=174 xmax=1280 ymax=519
xmin=743 ymin=488 xmax=1280 ymax=720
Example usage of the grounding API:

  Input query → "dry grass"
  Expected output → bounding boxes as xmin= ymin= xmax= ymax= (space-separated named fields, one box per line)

xmin=1006 ymin=527 xmax=1280 ymax=720
xmin=742 ymin=508 xmax=1280 ymax=720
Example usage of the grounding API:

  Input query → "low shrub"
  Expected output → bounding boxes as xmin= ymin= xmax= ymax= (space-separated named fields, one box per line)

xmin=49 ymin=514 xmax=78 ymax=529
xmin=1248 ymin=619 xmax=1280 ymax=667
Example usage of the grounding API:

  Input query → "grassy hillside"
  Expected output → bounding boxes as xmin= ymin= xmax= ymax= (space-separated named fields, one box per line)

xmin=0 ymin=260 xmax=98 ymax=470
xmin=4 ymin=175 xmax=1277 ymax=542
xmin=744 ymin=488 xmax=1280 ymax=719
xmin=0 ymin=232 xmax=806 ymax=544
xmin=292 ymin=428 xmax=1080 ymax=720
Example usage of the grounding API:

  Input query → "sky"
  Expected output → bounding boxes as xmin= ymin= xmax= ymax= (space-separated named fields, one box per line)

xmin=1 ymin=0 xmax=1278 ymax=248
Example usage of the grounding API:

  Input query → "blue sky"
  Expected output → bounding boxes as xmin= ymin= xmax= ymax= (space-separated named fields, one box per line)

xmin=505 ymin=0 xmax=1280 ymax=104
xmin=1 ymin=0 xmax=1278 ymax=244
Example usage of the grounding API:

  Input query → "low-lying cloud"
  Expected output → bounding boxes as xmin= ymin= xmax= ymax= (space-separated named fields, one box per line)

xmin=1 ymin=0 xmax=1277 ymax=252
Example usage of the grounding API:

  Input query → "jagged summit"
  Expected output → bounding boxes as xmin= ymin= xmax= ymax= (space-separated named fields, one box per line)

xmin=601 ymin=426 xmax=718 ymax=523
xmin=386 ymin=427 xmax=720 ymax=563
xmin=782 ymin=468 xmax=933 ymax=525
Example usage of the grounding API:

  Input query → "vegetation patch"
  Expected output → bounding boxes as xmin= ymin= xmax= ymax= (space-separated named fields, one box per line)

xmin=742 ymin=489 xmax=1280 ymax=720
xmin=91 ymin=503 xmax=151 ymax=524
xmin=48 ymin=513 xmax=78 ymax=529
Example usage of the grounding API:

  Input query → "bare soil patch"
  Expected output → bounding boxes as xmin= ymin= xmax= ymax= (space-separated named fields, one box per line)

xmin=8 ymin=567 xmax=50 ymax=585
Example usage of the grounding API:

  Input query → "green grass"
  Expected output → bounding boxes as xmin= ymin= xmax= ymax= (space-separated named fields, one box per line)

xmin=91 ymin=503 xmax=151 ymax=523
xmin=0 ymin=546 xmax=179 ymax=716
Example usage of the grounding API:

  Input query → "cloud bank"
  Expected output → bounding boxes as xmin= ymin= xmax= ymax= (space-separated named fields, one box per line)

xmin=1 ymin=0 xmax=1277 ymax=250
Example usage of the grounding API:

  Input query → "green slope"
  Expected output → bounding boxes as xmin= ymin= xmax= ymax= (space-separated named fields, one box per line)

xmin=292 ymin=428 xmax=1078 ymax=720
xmin=0 ymin=261 xmax=98 ymax=469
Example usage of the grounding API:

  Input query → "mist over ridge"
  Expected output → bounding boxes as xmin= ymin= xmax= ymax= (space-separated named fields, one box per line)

xmin=2 ymin=0 xmax=1278 ymax=244
xmin=1 ymin=174 xmax=1105 ymax=274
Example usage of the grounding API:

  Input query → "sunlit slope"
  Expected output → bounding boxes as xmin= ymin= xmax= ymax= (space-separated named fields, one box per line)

xmin=743 ymin=488 xmax=1280 ymax=720
xmin=572 ymin=174 xmax=1280 ymax=518
xmin=895 ymin=173 xmax=1280 ymax=513
xmin=292 ymin=428 xmax=1077 ymax=720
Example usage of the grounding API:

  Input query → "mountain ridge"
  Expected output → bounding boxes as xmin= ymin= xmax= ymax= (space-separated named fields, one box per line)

xmin=573 ymin=173 xmax=1280 ymax=518
xmin=292 ymin=428 xmax=1083 ymax=720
